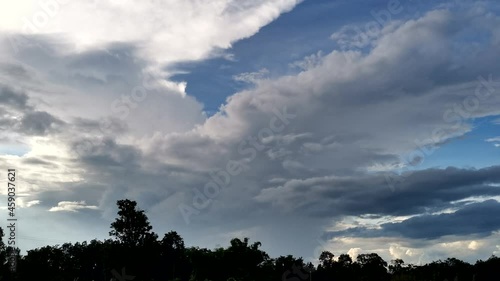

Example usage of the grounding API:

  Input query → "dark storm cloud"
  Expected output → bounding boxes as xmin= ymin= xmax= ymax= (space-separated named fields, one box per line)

xmin=257 ymin=166 xmax=500 ymax=218
xmin=337 ymin=166 xmax=500 ymax=216
xmin=383 ymin=200 xmax=500 ymax=239
xmin=323 ymin=200 xmax=500 ymax=240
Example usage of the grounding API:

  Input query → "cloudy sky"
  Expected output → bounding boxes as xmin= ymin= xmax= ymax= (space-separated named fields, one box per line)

xmin=1 ymin=0 xmax=500 ymax=264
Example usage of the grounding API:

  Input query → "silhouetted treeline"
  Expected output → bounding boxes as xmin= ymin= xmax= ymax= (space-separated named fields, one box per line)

xmin=1 ymin=199 xmax=499 ymax=281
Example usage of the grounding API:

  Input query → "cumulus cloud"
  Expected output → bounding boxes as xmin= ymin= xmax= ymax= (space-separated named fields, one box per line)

xmin=1 ymin=1 xmax=500 ymax=263
xmin=11 ymin=7 xmax=498 ymax=233
xmin=0 ymin=0 xmax=301 ymax=68
xmin=320 ymin=232 xmax=500 ymax=265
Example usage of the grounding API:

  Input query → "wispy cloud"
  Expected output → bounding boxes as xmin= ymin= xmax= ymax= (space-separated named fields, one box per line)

xmin=486 ymin=137 xmax=500 ymax=147
xmin=26 ymin=200 xmax=40 ymax=207
xmin=486 ymin=137 xmax=500 ymax=142
xmin=49 ymin=201 xmax=98 ymax=212
xmin=233 ymin=68 xmax=270 ymax=84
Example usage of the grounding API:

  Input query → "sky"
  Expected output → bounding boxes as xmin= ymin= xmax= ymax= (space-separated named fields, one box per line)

xmin=0 ymin=0 xmax=500 ymax=265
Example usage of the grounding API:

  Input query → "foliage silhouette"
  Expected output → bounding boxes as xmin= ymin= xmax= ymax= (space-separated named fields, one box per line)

xmin=0 ymin=199 xmax=499 ymax=281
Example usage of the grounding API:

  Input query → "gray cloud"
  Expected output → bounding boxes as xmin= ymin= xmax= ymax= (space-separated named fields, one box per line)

xmin=0 ymin=84 xmax=64 ymax=136
xmin=21 ymin=157 xmax=59 ymax=168
xmin=255 ymin=166 xmax=500 ymax=218
xmin=1 ymin=5 xmax=500 ymax=263
xmin=19 ymin=111 xmax=64 ymax=135
xmin=324 ymin=200 xmax=500 ymax=240
xmin=0 ymin=85 xmax=30 ymax=110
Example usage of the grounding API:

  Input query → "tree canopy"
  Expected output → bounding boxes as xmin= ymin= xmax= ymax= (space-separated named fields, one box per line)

xmin=0 ymin=199 xmax=498 ymax=281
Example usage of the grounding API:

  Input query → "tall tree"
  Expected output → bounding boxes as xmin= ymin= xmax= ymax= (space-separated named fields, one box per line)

xmin=160 ymin=231 xmax=188 ymax=280
xmin=319 ymin=251 xmax=335 ymax=269
xmin=356 ymin=253 xmax=389 ymax=281
xmin=109 ymin=199 xmax=158 ymax=247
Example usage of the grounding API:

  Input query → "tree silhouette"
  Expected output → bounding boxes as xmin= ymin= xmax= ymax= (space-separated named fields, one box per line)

xmin=0 ymin=228 xmax=21 ymax=281
xmin=2 ymin=199 xmax=500 ymax=281
xmin=356 ymin=253 xmax=389 ymax=281
xmin=160 ymin=231 xmax=188 ymax=280
xmin=319 ymin=251 xmax=335 ymax=269
xmin=109 ymin=199 xmax=158 ymax=247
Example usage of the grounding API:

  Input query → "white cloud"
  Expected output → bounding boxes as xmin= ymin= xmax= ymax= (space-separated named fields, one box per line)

xmin=289 ymin=51 xmax=324 ymax=71
xmin=468 ymin=240 xmax=482 ymax=250
xmin=104 ymin=8 xmax=500 ymax=231
xmin=26 ymin=200 xmax=40 ymax=207
xmin=49 ymin=201 xmax=98 ymax=212
xmin=486 ymin=136 xmax=500 ymax=147
xmin=347 ymin=248 xmax=362 ymax=260
xmin=233 ymin=68 xmax=270 ymax=84
xmin=0 ymin=0 xmax=301 ymax=68
xmin=1 ymin=2 xmax=500 ymax=263
xmin=323 ymin=233 xmax=499 ymax=265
